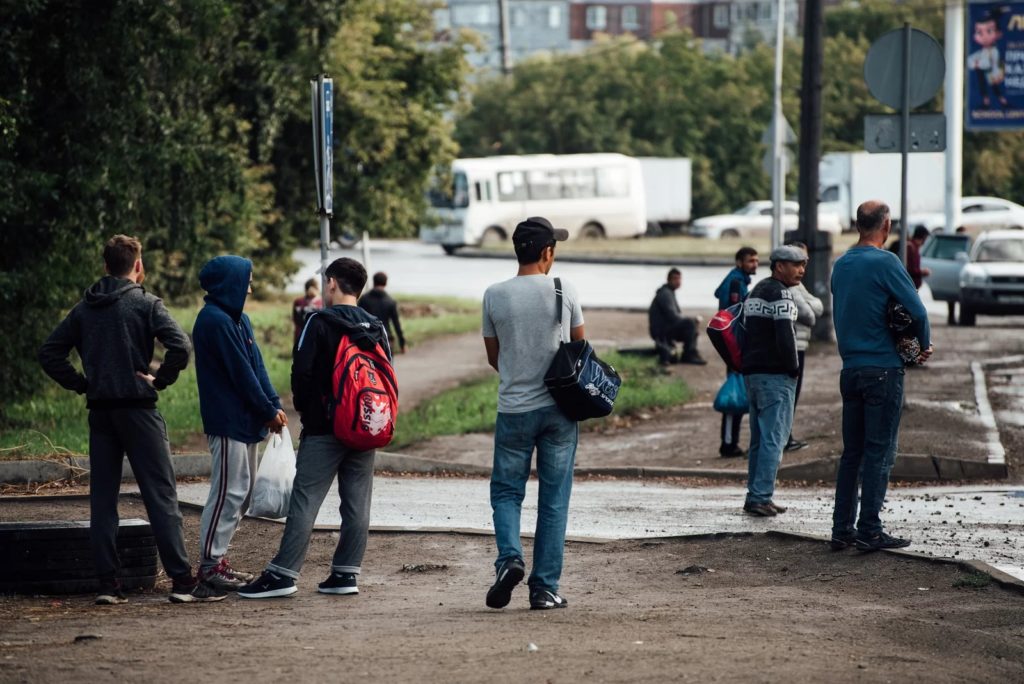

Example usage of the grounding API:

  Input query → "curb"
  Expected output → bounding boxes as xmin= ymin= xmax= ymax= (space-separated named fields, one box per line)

xmin=454 ymin=249 xmax=733 ymax=268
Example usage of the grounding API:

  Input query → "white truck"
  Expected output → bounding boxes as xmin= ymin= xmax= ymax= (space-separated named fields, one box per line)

xmin=818 ymin=151 xmax=944 ymax=231
xmin=637 ymin=157 xmax=691 ymax=235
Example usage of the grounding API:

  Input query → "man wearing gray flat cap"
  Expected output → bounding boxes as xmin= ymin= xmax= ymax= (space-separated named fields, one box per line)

xmin=739 ymin=244 xmax=807 ymax=517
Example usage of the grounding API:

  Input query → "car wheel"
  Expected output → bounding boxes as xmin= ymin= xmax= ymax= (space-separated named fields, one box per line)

xmin=721 ymin=229 xmax=740 ymax=239
xmin=479 ymin=226 xmax=506 ymax=247
xmin=579 ymin=222 xmax=605 ymax=240
xmin=1010 ymin=225 xmax=1023 ymax=231
xmin=959 ymin=304 xmax=976 ymax=327
xmin=442 ymin=245 xmax=460 ymax=256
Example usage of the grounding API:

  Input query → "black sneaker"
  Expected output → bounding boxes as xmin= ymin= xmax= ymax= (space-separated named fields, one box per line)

xmin=784 ymin=438 xmax=808 ymax=452
xmin=719 ymin=444 xmax=747 ymax=458
xmin=767 ymin=501 xmax=787 ymax=514
xmin=168 ymin=576 xmax=228 ymax=603
xmin=238 ymin=571 xmax=297 ymax=599
xmin=855 ymin=532 xmax=911 ymax=551
xmin=95 ymin=579 xmax=127 ymax=605
xmin=678 ymin=352 xmax=708 ymax=366
xmin=529 ymin=589 xmax=568 ymax=610
xmin=743 ymin=502 xmax=777 ymax=517
xmin=829 ymin=533 xmax=858 ymax=551
xmin=485 ymin=557 xmax=525 ymax=609
xmin=318 ymin=572 xmax=359 ymax=595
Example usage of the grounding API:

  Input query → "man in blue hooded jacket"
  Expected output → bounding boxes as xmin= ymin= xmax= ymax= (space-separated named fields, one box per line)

xmin=193 ymin=255 xmax=287 ymax=590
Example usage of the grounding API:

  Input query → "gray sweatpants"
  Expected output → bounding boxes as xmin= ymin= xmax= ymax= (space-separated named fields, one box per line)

xmin=266 ymin=435 xmax=374 ymax=579
xmin=198 ymin=435 xmax=258 ymax=570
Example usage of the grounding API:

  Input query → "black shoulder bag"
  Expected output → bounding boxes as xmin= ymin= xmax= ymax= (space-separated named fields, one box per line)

xmin=543 ymin=278 xmax=622 ymax=421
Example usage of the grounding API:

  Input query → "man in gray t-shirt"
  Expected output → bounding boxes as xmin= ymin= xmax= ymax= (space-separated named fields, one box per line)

xmin=481 ymin=216 xmax=584 ymax=612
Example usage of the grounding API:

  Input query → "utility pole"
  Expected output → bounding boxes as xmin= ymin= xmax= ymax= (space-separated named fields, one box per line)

xmin=770 ymin=0 xmax=787 ymax=250
xmin=498 ymin=0 xmax=512 ymax=74
xmin=945 ymin=0 xmax=964 ymax=234
xmin=796 ymin=0 xmax=831 ymax=340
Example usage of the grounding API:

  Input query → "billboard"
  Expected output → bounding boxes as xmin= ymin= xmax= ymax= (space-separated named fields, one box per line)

xmin=967 ymin=2 xmax=1024 ymax=130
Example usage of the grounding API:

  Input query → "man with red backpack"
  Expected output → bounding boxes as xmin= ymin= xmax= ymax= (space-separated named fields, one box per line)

xmin=239 ymin=258 xmax=394 ymax=599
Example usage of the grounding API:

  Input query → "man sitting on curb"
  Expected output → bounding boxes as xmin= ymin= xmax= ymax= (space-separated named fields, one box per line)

xmin=648 ymin=268 xmax=707 ymax=366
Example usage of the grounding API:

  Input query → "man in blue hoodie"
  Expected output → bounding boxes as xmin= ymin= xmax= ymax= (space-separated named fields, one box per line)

xmin=239 ymin=258 xmax=391 ymax=599
xmin=830 ymin=202 xmax=933 ymax=552
xmin=713 ymin=247 xmax=759 ymax=457
xmin=193 ymin=255 xmax=287 ymax=590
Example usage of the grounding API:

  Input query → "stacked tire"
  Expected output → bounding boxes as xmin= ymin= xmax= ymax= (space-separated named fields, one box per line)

xmin=0 ymin=519 xmax=158 ymax=595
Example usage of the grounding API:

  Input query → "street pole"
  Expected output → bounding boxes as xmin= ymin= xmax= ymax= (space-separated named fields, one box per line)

xmin=498 ymin=0 xmax=512 ymax=75
xmin=900 ymin=23 xmax=912 ymax=267
xmin=770 ymin=0 xmax=786 ymax=250
xmin=797 ymin=0 xmax=830 ymax=340
xmin=945 ymin=1 xmax=964 ymax=234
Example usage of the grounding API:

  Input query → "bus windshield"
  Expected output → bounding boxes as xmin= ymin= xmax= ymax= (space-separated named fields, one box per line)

xmin=428 ymin=171 xmax=469 ymax=209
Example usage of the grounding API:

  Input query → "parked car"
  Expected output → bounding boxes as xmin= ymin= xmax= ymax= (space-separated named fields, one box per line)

xmin=908 ymin=196 xmax=1024 ymax=236
xmin=921 ymin=232 xmax=972 ymax=302
xmin=958 ymin=230 xmax=1024 ymax=326
xmin=689 ymin=201 xmax=842 ymax=239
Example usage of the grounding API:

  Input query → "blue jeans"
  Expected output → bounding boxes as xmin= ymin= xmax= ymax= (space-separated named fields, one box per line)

xmin=745 ymin=374 xmax=797 ymax=505
xmin=832 ymin=367 xmax=904 ymax=538
xmin=491 ymin=405 xmax=578 ymax=593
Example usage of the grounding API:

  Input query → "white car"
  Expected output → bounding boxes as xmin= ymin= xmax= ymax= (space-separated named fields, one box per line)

xmin=908 ymin=196 xmax=1024 ymax=236
xmin=958 ymin=230 xmax=1024 ymax=326
xmin=689 ymin=200 xmax=842 ymax=239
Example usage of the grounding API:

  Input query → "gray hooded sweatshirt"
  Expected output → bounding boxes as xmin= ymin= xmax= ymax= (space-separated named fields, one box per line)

xmin=39 ymin=276 xmax=191 ymax=408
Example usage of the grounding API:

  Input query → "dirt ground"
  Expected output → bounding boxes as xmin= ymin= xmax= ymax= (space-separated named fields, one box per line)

xmin=1 ymin=496 xmax=1022 ymax=683
xmin=396 ymin=310 xmax=1024 ymax=480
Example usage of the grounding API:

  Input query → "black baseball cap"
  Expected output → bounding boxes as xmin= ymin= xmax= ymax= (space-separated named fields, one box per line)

xmin=512 ymin=216 xmax=569 ymax=253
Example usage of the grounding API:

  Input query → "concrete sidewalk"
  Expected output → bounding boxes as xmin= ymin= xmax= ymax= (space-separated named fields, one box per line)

xmin=175 ymin=477 xmax=1024 ymax=582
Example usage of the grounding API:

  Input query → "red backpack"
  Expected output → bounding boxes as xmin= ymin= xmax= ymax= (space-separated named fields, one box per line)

xmin=706 ymin=302 xmax=746 ymax=373
xmin=330 ymin=335 xmax=398 ymax=451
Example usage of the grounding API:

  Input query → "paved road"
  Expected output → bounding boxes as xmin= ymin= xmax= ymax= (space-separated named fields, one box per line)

xmin=176 ymin=479 xmax=1024 ymax=581
xmin=290 ymin=240 xmax=950 ymax=315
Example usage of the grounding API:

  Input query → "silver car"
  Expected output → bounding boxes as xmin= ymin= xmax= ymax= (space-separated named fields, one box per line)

xmin=921 ymin=233 xmax=971 ymax=303
xmin=958 ymin=230 xmax=1024 ymax=326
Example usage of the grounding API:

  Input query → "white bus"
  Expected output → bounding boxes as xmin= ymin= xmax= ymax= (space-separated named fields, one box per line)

xmin=420 ymin=153 xmax=647 ymax=254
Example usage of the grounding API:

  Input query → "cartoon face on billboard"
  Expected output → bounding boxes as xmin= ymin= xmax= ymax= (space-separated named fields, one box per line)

xmin=966 ymin=3 xmax=1024 ymax=129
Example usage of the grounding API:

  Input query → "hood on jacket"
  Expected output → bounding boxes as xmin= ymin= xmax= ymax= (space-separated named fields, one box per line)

xmin=199 ymin=255 xmax=252 ymax=320
xmin=84 ymin=276 xmax=141 ymax=308
xmin=713 ymin=267 xmax=751 ymax=301
xmin=311 ymin=304 xmax=390 ymax=356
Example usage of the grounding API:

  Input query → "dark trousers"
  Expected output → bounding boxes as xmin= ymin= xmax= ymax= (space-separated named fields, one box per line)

xmin=720 ymin=412 xmax=742 ymax=447
xmin=788 ymin=350 xmax=806 ymax=441
xmin=831 ymin=367 xmax=905 ymax=538
xmin=88 ymin=408 xmax=191 ymax=581
xmin=653 ymin=318 xmax=698 ymax=364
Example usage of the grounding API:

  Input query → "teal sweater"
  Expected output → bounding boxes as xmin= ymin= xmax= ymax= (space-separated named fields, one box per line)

xmin=831 ymin=246 xmax=931 ymax=370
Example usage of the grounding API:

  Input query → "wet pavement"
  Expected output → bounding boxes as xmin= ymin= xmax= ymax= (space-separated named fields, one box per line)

xmin=176 ymin=478 xmax=1024 ymax=580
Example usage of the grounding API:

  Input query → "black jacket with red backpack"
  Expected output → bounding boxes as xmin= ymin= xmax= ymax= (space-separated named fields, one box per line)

xmin=292 ymin=304 xmax=393 ymax=437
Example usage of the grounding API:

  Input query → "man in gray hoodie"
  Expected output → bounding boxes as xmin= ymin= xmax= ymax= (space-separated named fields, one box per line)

xmin=39 ymin=234 xmax=225 ymax=605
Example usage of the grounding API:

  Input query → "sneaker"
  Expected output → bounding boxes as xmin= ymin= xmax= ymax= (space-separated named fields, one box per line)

xmin=529 ymin=589 xmax=568 ymax=610
xmin=768 ymin=501 xmax=787 ymax=514
xmin=95 ymin=579 xmax=127 ymax=605
xmin=222 ymin=558 xmax=255 ymax=583
xmin=485 ymin=557 xmax=525 ymax=609
xmin=168 ymin=576 xmax=228 ymax=603
xmin=237 ymin=571 xmax=297 ymax=599
xmin=784 ymin=438 xmax=808 ymax=452
xmin=829 ymin=533 xmax=857 ymax=551
xmin=719 ymin=444 xmax=747 ymax=458
xmin=318 ymin=572 xmax=359 ymax=595
xmin=200 ymin=559 xmax=245 ymax=591
xmin=743 ymin=501 xmax=777 ymax=517
xmin=855 ymin=531 xmax=911 ymax=551
xmin=678 ymin=352 xmax=708 ymax=366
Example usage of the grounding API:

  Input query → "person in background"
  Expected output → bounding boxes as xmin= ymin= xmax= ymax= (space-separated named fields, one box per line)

xmin=293 ymin=278 xmax=322 ymax=345
xmin=784 ymin=241 xmax=823 ymax=452
xmin=831 ymin=201 xmax=933 ymax=552
xmin=358 ymin=272 xmax=406 ymax=354
xmin=648 ymin=268 xmax=706 ymax=366
xmin=714 ymin=247 xmax=759 ymax=457
xmin=887 ymin=226 xmax=931 ymax=290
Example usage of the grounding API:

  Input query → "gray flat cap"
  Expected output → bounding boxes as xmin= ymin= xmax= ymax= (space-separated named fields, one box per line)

xmin=769 ymin=245 xmax=808 ymax=263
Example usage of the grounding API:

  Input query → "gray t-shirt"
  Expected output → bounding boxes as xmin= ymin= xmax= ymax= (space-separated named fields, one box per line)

xmin=482 ymin=274 xmax=584 ymax=414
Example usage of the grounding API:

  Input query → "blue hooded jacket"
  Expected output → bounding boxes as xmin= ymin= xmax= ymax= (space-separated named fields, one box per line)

xmin=714 ymin=267 xmax=752 ymax=311
xmin=193 ymin=256 xmax=281 ymax=444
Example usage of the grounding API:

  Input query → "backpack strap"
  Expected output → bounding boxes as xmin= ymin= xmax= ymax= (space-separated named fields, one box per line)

xmin=554 ymin=277 xmax=565 ymax=342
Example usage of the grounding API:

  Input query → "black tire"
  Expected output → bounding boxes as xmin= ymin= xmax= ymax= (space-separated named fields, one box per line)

xmin=441 ymin=244 xmax=460 ymax=256
xmin=959 ymin=304 xmax=976 ymax=326
xmin=579 ymin=222 xmax=605 ymax=240
xmin=721 ymin=229 xmax=740 ymax=239
xmin=0 ymin=573 xmax=158 ymax=596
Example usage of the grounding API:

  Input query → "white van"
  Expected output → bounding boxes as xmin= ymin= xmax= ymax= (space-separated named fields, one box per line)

xmin=420 ymin=153 xmax=647 ymax=254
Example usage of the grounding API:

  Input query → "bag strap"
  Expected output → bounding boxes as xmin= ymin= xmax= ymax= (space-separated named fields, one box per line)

xmin=554 ymin=277 xmax=565 ymax=342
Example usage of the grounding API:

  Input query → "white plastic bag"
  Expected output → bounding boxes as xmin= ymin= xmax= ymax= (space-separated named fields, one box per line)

xmin=248 ymin=426 xmax=296 ymax=519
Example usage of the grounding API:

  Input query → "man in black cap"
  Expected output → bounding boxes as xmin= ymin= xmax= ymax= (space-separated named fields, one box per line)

xmin=481 ymin=216 xmax=584 ymax=611
xmin=740 ymin=244 xmax=806 ymax=517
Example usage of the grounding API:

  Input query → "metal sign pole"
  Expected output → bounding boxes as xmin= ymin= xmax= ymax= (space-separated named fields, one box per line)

xmin=770 ymin=0 xmax=786 ymax=250
xmin=900 ymin=23 xmax=912 ymax=267
xmin=311 ymin=74 xmax=334 ymax=295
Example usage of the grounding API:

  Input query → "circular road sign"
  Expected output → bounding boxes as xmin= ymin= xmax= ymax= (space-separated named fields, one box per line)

xmin=864 ymin=28 xmax=945 ymax=110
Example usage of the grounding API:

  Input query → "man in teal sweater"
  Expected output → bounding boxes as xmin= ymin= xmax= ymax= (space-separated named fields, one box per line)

xmin=830 ymin=201 xmax=933 ymax=552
